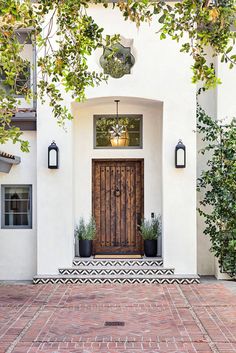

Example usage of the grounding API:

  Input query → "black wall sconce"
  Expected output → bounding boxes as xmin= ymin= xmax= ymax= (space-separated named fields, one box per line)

xmin=48 ymin=141 xmax=59 ymax=169
xmin=175 ymin=140 xmax=186 ymax=168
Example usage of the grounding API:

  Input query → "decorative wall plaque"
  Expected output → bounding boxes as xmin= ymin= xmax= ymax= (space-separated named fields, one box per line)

xmin=100 ymin=42 xmax=135 ymax=79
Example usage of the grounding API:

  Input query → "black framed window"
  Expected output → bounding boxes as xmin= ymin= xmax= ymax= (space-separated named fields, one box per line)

xmin=1 ymin=185 xmax=32 ymax=229
xmin=94 ymin=115 xmax=143 ymax=149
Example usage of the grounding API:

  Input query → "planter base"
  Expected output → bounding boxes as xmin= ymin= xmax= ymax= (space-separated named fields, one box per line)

xmin=79 ymin=240 xmax=92 ymax=257
xmin=144 ymin=240 xmax=157 ymax=257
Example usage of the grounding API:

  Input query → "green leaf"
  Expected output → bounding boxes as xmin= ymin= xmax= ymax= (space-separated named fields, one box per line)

xmin=226 ymin=46 xmax=233 ymax=54
xmin=158 ymin=14 xmax=166 ymax=23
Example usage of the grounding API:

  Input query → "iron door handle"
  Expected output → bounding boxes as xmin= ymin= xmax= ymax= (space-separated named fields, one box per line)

xmin=137 ymin=213 xmax=141 ymax=227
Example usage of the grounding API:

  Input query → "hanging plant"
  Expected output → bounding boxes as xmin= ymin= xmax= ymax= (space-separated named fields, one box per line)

xmin=197 ymin=105 xmax=236 ymax=277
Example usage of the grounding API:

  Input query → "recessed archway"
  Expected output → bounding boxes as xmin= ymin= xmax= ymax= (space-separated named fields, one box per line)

xmin=72 ymin=96 xmax=163 ymax=257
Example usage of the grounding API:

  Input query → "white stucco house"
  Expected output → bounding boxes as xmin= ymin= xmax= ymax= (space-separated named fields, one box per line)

xmin=0 ymin=5 xmax=235 ymax=283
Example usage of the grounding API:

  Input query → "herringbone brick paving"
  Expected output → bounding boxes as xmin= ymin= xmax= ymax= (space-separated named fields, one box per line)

xmin=0 ymin=282 xmax=236 ymax=353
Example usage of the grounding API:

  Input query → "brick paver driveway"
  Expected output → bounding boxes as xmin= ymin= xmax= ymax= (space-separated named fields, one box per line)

xmin=0 ymin=281 xmax=236 ymax=353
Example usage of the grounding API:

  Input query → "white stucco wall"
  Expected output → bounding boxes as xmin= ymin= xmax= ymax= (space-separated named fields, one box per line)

xmin=2 ymin=5 xmax=236 ymax=279
xmin=1 ymin=4 xmax=198 ymax=277
xmin=0 ymin=132 xmax=37 ymax=280
xmin=85 ymin=5 xmax=197 ymax=275
xmin=197 ymin=82 xmax=216 ymax=276
xmin=217 ymin=59 xmax=236 ymax=119
xmin=36 ymin=4 xmax=197 ymax=275
xmin=73 ymin=97 xmax=163 ymax=223
xmin=36 ymin=98 xmax=74 ymax=275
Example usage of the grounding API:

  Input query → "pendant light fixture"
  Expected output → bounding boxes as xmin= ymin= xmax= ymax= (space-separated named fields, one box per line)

xmin=109 ymin=100 xmax=129 ymax=147
xmin=109 ymin=100 xmax=124 ymax=138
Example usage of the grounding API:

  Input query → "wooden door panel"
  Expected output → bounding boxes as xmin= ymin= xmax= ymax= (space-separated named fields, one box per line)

xmin=115 ymin=166 xmax=121 ymax=247
xmin=94 ymin=163 xmax=101 ymax=247
xmin=105 ymin=166 xmax=111 ymax=247
xmin=92 ymin=160 xmax=144 ymax=254
xmin=121 ymin=165 xmax=126 ymax=247
xmin=110 ymin=166 xmax=116 ymax=246
xmin=100 ymin=166 xmax=106 ymax=248
xmin=130 ymin=165 xmax=136 ymax=248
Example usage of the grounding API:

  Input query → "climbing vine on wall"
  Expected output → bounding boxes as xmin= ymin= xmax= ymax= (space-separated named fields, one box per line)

xmin=197 ymin=106 xmax=236 ymax=277
xmin=0 ymin=0 xmax=235 ymax=150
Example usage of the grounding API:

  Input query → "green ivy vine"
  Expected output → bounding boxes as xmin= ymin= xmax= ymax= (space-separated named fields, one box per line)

xmin=197 ymin=105 xmax=236 ymax=277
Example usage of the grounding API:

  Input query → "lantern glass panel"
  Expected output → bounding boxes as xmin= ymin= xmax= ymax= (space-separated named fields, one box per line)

xmin=49 ymin=149 xmax=57 ymax=167
xmin=177 ymin=148 xmax=185 ymax=166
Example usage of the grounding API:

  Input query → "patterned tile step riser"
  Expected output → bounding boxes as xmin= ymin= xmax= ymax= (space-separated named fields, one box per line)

xmin=73 ymin=259 xmax=163 ymax=267
xmin=33 ymin=277 xmax=200 ymax=284
xmin=59 ymin=268 xmax=174 ymax=275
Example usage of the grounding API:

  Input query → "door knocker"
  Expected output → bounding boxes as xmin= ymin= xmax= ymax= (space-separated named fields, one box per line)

xmin=115 ymin=187 xmax=121 ymax=197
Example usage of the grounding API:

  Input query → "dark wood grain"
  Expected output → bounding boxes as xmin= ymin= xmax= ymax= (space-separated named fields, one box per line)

xmin=92 ymin=159 xmax=144 ymax=254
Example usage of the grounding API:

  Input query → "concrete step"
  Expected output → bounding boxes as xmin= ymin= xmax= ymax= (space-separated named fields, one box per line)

xmin=33 ymin=274 xmax=200 ymax=284
xmin=73 ymin=257 xmax=163 ymax=267
xmin=59 ymin=267 xmax=174 ymax=276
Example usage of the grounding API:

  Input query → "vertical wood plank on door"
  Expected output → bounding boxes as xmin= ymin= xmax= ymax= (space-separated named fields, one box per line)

xmin=136 ymin=161 xmax=141 ymax=250
xmin=140 ymin=161 xmax=144 ymax=252
xmin=121 ymin=165 xmax=126 ymax=247
xmin=105 ymin=166 xmax=111 ymax=247
xmin=130 ymin=165 xmax=136 ymax=247
xmin=126 ymin=165 xmax=131 ymax=246
xmin=92 ymin=159 xmax=144 ymax=254
xmin=100 ymin=166 xmax=106 ymax=249
xmin=94 ymin=164 xmax=101 ymax=253
xmin=116 ymin=165 xmax=121 ymax=248
xmin=110 ymin=165 xmax=116 ymax=246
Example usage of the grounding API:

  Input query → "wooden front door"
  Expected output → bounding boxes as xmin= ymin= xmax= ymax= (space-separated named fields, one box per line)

xmin=92 ymin=159 xmax=144 ymax=254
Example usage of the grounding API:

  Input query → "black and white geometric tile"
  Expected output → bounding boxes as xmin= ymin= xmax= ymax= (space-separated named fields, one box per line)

xmin=59 ymin=268 xmax=174 ymax=276
xmin=33 ymin=257 xmax=200 ymax=285
xmin=72 ymin=259 xmax=163 ymax=267
xmin=33 ymin=276 xmax=200 ymax=284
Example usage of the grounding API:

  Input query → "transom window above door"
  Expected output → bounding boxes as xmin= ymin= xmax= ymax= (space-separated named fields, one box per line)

xmin=94 ymin=115 xmax=143 ymax=149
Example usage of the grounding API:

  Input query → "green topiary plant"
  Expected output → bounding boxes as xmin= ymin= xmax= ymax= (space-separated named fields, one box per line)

xmin=139 ymin=215 xmax=161 ymax=240
xmin=75 ymin=217 xmax=96 ymax=241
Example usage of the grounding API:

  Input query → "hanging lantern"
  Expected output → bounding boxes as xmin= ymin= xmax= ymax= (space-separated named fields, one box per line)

xmin=175 ymin=140 xmax=186 ymax=168
xmin=109 ymin=100 xmax=129 ymax=147
xmin=110 ymin=128 xmax=129 ymax=147
xmin=48 ymin=141 xmax=59 ymax=169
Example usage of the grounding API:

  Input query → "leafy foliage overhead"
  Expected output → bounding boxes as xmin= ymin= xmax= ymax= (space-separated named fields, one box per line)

xmin=197 ymin=106 xmax=236 ymax=277
xmin=0 ymin=0 xmax=235 ymax=150
xmin=118 ymin=0 xmax=236 ymax=90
